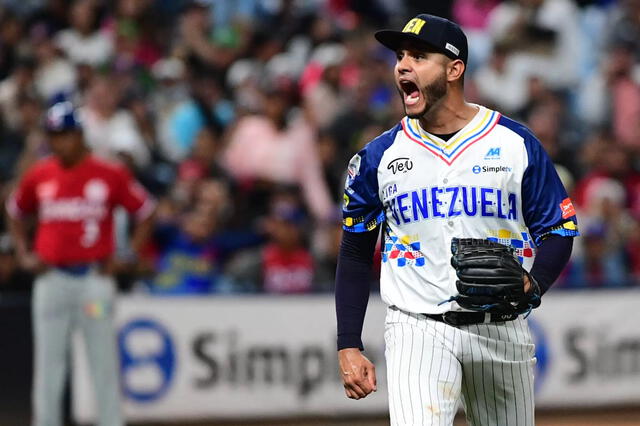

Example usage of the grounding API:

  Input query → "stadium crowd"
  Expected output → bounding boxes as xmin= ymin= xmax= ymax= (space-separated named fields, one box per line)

xmin=0 ymin=0 xmax=638 ymax=294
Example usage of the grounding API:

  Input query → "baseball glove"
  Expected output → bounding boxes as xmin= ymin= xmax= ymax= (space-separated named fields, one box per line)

xmin=448 ymin=238 xmax=541 ymax=316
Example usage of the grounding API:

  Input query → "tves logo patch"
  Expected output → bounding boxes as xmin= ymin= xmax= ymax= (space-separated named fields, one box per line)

xmin=387 ymin=157 xmax=413 ymax=174
xmin=484 ymin=147 xmax=501 ymax=160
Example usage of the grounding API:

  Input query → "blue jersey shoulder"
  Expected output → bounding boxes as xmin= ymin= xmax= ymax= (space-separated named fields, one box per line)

xmin=497 ymin=115 xmax=537 ymax=145
xmin=497 ymin=115 xmax=578 ymax=244
xmin=342 ymin=122 xmax=400 ymax=232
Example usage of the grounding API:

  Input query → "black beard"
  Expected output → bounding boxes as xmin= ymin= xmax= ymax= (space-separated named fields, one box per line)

xmin=401 ymin=73 xmax=448 ymax=119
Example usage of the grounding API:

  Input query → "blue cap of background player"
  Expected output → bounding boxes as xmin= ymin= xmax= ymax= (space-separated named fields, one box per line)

xmin=45 ymin=101 xmax=82 ymax=133
xmin=375 ymin=14 xmax=468 ymax=65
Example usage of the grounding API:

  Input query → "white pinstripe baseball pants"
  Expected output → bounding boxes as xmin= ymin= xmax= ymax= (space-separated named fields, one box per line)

xmin=384 ymin=306 xmax=536 ymax=426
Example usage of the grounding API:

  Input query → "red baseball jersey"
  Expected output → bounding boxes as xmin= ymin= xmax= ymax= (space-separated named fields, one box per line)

xmin=7 ymin=155 xmax=155 ymax=265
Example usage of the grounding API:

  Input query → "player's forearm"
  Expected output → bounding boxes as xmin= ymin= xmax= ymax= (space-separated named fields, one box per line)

xmin=129 ymin=213 xmax=156 ymax=257
xmin=529 ymin=234 xmax=574 ymax=294
xmin=6 ymin=216 xmax=31 ymax=257
xmin=335 ymin=228 xmax=379 ymax=351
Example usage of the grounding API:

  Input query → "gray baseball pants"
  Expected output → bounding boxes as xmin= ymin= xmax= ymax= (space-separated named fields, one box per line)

xmin=32 ymin=269 xmax=123 ymax=426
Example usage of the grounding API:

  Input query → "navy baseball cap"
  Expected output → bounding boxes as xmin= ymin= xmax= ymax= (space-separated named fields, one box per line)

xmin=45 ymin=101 xmax=81 ymax=133
xmin=375 ymin=14 xmax=468 ymax=65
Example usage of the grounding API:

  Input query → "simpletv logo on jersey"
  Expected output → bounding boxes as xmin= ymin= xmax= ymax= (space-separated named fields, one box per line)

xmin=472 ymin=164 xmax=512 ymax=174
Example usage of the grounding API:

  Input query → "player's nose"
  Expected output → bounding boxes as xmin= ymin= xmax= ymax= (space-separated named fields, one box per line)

xmin=396 ymin=54 xmax=412 ymax=75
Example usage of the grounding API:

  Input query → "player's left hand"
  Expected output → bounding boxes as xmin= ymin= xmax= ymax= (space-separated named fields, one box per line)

xmin=338 ymin=348 xmax=377 ymax=400
xmin=103 ymin=257 xmax=135 ymax=275
xmin=450 ymin=238 xmax=541 ymax=315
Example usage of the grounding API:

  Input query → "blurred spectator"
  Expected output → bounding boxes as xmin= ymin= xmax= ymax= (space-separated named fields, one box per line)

xmin=606 ymin=0 xmax=640 ymax=61
xmin=302 ymin=44 xmax=349 ymax=129
xmin=176 ymin=0 xmax=242 ymax=70
xmin=32 ymin=24 xmax=77 ymax=101
xmin=312 ymin=215 xmax=343 ymax=292
xmin=226 ymin=194 xmax=315 ymax=294
xmin=105 ymin=0 xmax=163 ymax=69
xmin=223 ymin=87 xmax=333 ymax=222
xmin=150 ymin=57 xmax=190 ymax=161
xmin=563 ymin=222 xmax=628 ymax=288
xmin=0 ymin=233 xmax=32 ymax=292
xmin=165 ymin=70 xmax=230 ymax=162
xmin=81 ymin=74 xmax=149 ymax=168
xmin=0 ymin=9 xmax=24 ymax=80
xmin=55 ymin=0 xmax=113 ymax=67
xmin=453 ymin=0 xmax=500 ymax=71
xmin=609 ymin=43 xmax=640 ymax=151
xmin=0 ymin=57 xmax=36 ymax=131
xmin=171 ymin=127 xmax=230 ymax=211
xmin=574 ymin=141 xmax=640 ymax=219
xmin=487 ymin=0 xmax=582 ymax=91
xmin=11 ymin=93 xmax=47 ymax=178
xmin=148 ymin=205 xmax=227 ymax=295
xmin=147 ymin=178 xmax=261 ymax=294
xmin=474 ymin=42 xmax=530 ymax=114
xmin=568 ymin=177 xmax=634 ymax=287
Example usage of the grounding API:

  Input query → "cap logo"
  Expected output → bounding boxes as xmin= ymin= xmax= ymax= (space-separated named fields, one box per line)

xmin=445 ymin=43 xmax=460 ymax=56
xmin=402 ymin=18 xmax=426 ymax=35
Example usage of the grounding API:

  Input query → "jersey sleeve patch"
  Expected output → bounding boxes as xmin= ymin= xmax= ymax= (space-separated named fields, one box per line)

xmin=560 ymin=197 xmax=576 ymax=219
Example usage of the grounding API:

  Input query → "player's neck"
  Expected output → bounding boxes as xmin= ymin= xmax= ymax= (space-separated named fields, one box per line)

xmin=417 ymin=95 xmax=478 ymax=135
xmin=58 ymin=150 xmax=89 ymax=168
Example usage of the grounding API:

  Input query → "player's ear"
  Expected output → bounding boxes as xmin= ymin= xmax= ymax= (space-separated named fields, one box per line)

xmin=446 ymin=59 xmax=465 ymax=84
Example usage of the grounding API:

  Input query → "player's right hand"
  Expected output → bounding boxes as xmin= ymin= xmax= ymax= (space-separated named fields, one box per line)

xmin=338 ymin=348 xmax=377 ymax=400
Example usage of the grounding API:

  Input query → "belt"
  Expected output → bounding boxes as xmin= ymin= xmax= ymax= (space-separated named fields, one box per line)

xmin=54 ymin=263 xmax=95 ymax=276
xmin=424 ymin=311 xmax=518 ymax=326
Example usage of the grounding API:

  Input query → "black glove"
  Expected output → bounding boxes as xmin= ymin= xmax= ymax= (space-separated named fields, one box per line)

xmin=449 ymin=238 xmax=541 ymax=316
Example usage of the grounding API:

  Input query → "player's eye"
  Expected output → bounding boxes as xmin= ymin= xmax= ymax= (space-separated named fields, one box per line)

xmin=395 ymin=51 xmax=404 ymax=61
xmin=412 ymin=53 xmax=425 ymax=60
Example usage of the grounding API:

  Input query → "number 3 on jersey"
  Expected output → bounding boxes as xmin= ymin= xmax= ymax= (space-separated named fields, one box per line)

xmin=81 ymin=219 xmax=100 ymax=247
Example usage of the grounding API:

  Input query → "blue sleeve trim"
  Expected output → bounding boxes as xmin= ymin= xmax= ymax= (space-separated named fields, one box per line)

xmin=343 ymin=210 xmax=386 ymax=233
xmin=342 ymin=123 xmax=399 ymax=233
xmin=535 ymin=220 xmax=580 ymax=245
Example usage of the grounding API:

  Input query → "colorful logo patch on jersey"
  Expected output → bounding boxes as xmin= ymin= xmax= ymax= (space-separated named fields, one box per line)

xmin=84 ymin=301 xmax=109 ymax=318
xmin=486 ymin=228 xmax=534 ymax=263
xmin=383 ymin=234 xmax=425 ymax=267
xmin=560 ymin=197 xmax=576 ymax=219
xmin=345 ymin=154 xmax=362 ymax=189
xmin=347 ymin=154 xmax=361 ymax=178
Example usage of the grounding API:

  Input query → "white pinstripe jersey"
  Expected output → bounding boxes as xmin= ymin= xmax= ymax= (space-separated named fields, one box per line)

xmin=342 ymin=105 xmax=579 ymax=314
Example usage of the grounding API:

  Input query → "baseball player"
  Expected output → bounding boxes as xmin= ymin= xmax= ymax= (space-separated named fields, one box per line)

xmin=6 ymin=101 xmax=156 ymax=426
xmin=335 ymin=14 xmax=579 ymax=426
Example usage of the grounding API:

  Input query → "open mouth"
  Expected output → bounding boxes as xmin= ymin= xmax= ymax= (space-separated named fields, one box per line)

xmin=400 ymin=80 xmax=420 ymax=106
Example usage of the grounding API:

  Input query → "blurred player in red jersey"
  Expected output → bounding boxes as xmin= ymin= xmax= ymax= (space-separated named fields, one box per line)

xmin=6 ymin=101 xmax=156 ymax=426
